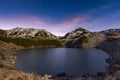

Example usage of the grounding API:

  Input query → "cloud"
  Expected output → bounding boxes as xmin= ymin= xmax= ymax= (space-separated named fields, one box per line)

xmin=0 ymin=14 xmax=91 ymax=36
xmin=0 ymin=9 xmax=120 ymax=36
xmin=78 ymin=10 xmax=120 ymax=31
xmin=58 ymin=16 xmax=89 ymax=28
xmin=0 ymin=15 xmax=51 ymax=29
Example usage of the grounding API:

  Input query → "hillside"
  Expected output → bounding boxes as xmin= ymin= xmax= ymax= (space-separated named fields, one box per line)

xmin=7 ymin=27 xmax=57 ymax=39
xmin=0 ymin=27 xmax=62 ymax=47
xmin=0 ymin=36 xmax=62 ymax=47
xmin=62 ymin=27 xmax=120 ymax=48
xmin=63 ymin=28 xmax=105 ymax=48
xmin=0 ymin=27 xmax=120 ymax=48
xmin=0 ymin=29 xmax=7 ymax=37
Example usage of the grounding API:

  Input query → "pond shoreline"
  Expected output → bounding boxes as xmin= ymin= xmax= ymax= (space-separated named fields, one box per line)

xmin=0 ymin=39 xmax=120 ymax=80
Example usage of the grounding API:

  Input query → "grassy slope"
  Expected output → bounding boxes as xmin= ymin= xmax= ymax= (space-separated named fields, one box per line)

xmin=0 ymin=36 xmax=62 ymax=47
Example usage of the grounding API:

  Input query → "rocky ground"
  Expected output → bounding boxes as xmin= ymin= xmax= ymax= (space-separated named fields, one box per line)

xmin=97 ymin=39 xmax=120 ymax=80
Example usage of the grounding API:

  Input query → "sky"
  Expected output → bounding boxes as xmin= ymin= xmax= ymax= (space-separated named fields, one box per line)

xmin=0 ymin=0 xmax=120 ymax=36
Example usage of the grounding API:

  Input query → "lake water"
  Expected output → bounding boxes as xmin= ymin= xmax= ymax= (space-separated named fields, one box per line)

xmin=16 ymin=48 xmax=108 ymax=75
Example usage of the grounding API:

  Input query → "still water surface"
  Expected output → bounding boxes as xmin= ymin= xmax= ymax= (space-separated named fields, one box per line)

xmin=16 ymin=48 xmax=108 ymax=75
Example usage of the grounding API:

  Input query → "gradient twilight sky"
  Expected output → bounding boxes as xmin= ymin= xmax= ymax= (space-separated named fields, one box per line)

xmin=0 ymin=0 xmax=120 ymax=36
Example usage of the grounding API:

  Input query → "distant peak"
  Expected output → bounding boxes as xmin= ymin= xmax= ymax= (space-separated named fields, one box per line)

xmin=74 ymin=27 xmax=89 ymax=32
xmin=10 ymin=27 xmax=24 ymax=30
xmin=11 ymin=27 xmax=44 ymax=31
xmin=13 ymin=27 xmax=22 ymax=29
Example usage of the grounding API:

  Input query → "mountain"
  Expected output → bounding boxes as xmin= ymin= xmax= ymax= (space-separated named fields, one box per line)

xmin=0 ymin=27 xmax=120 ymax=48
xmin=63 ymin=28 xmax=90 ymax=40
xmin=7 ymin=27 xmax=57 ymax=39
xmin=0 ymin=27 xmax=62 ymax=47
xmin=101 ymin=29 xmax=120 ymax=35
xmin=62 ymin=27 xmax=105 ymax=48
xmin=63 ymin=28 xmax=120 ymax=48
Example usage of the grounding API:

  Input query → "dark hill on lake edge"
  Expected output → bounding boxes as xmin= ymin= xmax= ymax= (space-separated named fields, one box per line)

xmin=0 ymin=27 xmax=120 ymax=80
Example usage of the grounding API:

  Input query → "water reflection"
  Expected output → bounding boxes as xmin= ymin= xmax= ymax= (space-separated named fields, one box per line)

xmin=16 ymin=48 xmax=108 ymax=75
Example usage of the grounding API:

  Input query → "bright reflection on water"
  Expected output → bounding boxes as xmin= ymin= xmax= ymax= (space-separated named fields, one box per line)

xmin=16 ymin=48 xmax=108 ymax=75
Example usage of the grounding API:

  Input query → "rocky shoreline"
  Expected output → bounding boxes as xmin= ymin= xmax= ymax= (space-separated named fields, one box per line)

xmin=52 ymin=39 xmax=120 ymax=80
xmin=97 ymin=39 xmax=120 ymax=80
xmin=0 ymin=39 xmax=120 ymax=80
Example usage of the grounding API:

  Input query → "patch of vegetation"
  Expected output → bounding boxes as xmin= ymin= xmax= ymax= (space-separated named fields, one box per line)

xmin=35 ymin=31 xmax=48 ymax=37
xmin=106 ymin=33 xmax=117 ymax=36
xmin=106 ymin=33 xmax=120 ymax=41
xmin=80 ymin=36 xmax=89 ymax=43
xmin=8 ymin=31 xmax=19 ymax=36
xmin=0 ymin=36 xmax=62 ymax=47
xmin=0 ymin=30 xmax=7 ymax=36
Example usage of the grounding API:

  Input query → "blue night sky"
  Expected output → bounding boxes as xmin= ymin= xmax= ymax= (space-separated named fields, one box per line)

xmin=0 ymin=0 xmax=120 ymax=36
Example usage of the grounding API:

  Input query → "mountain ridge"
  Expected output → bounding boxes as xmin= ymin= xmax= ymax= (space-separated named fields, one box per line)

xmin=0 ymin=27 xmax=120 ymax=37
xmin=0 ymin=27 xmax=120 ymax=48
xmin=6 ymin=27 xmax=57 ymax=39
